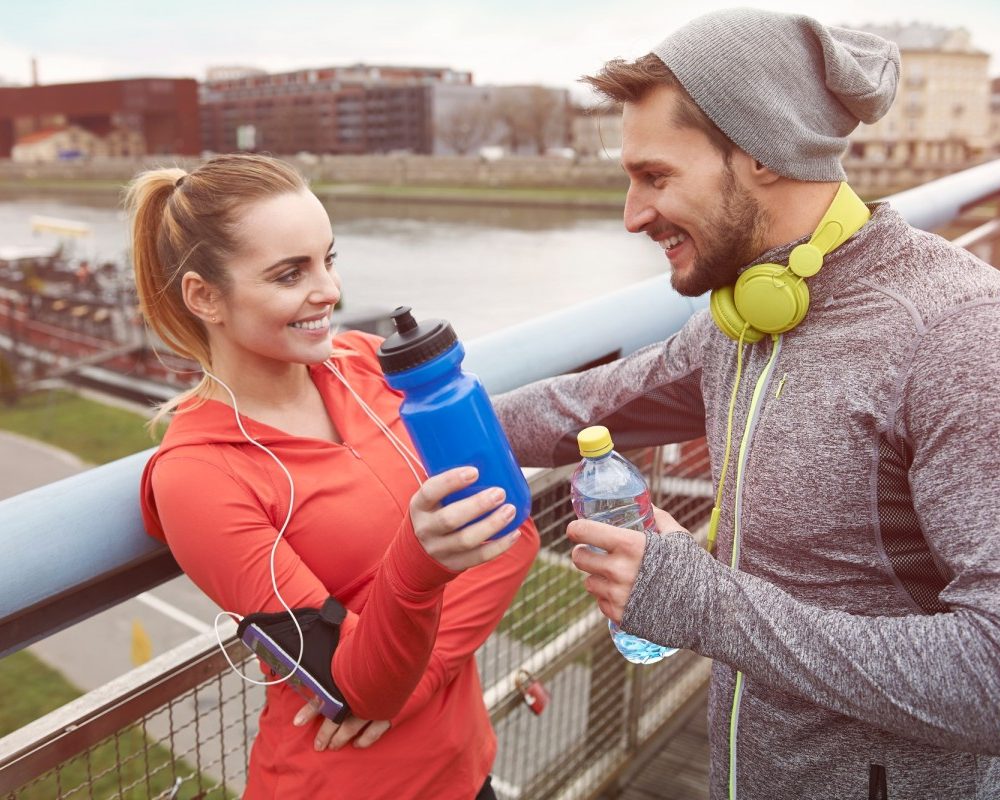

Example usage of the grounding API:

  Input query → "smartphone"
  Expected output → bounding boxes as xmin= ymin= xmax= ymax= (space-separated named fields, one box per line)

xmin=240 ymin=622 xmax=347 ymax=721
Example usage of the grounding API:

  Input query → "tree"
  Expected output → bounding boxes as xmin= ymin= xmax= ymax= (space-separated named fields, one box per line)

xmin=492 ymin=87 xmax=568 ymax=155
xmin=435 ymin=101 xmax=495 ymax=155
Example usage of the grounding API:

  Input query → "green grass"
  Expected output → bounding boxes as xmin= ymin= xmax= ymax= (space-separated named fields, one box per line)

xmin=0 ymin=390 xmax=159 ymax=465
xmin=498 ymin=556 xmax=593 ymax=647
xmin=0 ymin=651 xmax=234 ymax=799
xmin=0 ymin=391 xmax=232 ymax=797
xmin=0 ymin=178 xmax=127 ymax=191
xmin=311 ymin=181 xmax=625 ymax=206
xmin=0 ymin=176 xmax=625 ymax=207
xmin=0 ymin=651 xmax=80 ymax=735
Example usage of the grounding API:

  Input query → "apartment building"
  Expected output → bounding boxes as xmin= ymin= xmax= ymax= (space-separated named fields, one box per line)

xmin=200 ymin=64 xmax=471 ymax=155
xmin=850 ymin=24 xmax=991 ymax=166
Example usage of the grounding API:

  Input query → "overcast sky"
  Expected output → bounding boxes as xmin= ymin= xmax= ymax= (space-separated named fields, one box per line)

xmin=2 ymin=0 xmax=999 ymax=100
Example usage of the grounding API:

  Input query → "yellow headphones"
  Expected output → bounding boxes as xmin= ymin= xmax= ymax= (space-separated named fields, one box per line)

xmin=709 ymin=182 xmax=870 ymax=342
xmin=705 ymin=182 xmax=870 ymax=553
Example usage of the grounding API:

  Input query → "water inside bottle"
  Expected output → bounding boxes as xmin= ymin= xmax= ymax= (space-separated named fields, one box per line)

xmin=573 ymin=493 xmax=677 ymax=664
xmin=610 ymin=622 xmax=675 ymax=664
xmin=574 ymin=496 xmax=655 ymax=534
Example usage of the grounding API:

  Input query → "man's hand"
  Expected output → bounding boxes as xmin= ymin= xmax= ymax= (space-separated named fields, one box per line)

xmin=293 ymin=700 xmax=392 ymax=751
xmin=568 ymin=506 xmax=688 ymax=624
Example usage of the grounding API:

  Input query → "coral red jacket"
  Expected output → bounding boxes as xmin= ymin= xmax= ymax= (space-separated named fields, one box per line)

xmin=140 ymin=331 xmax=539 ymax=799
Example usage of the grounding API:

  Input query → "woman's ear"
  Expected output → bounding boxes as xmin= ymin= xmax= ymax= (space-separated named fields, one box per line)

xmin=181 ymin=271 xmax=220 ymax=325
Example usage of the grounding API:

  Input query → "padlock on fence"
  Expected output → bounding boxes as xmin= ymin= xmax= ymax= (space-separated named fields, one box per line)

xmin=515 ymin=669 xmax=550 ymax=716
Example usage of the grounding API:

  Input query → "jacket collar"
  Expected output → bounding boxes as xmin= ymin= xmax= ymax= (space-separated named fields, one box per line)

xmin=735 ymin=202 xmax=910 ymax=308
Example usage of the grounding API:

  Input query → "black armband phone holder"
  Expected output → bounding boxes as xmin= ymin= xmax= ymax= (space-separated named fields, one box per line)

xmin=236 ymin=597 xmax=350 ymax=723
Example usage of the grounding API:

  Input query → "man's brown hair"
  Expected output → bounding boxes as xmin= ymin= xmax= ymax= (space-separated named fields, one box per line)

xmin=582 ymin=53 xmax=736 ymax=161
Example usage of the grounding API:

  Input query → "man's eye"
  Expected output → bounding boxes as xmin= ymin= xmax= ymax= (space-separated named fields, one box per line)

xmin=650 ymin=174 xmax=668 ymax=188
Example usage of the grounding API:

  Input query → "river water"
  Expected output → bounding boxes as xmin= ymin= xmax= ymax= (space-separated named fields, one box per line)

xmin=0 ymin=192 xmax=668 ymax=340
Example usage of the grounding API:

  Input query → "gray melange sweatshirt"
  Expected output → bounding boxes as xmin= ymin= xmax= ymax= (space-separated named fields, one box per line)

xmin=494 ymin=204 xmax=1000 ymax=799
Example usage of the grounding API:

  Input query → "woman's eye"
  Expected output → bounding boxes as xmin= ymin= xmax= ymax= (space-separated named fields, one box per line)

xmin=277 ymin=268 xmax=301 ymax=284
xmin=325 ymin=251 xmax=338 ymax=268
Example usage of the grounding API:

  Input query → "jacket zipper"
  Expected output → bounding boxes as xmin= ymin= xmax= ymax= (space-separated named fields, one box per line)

xmin=728 ymin=334 xmax=782 ymax=800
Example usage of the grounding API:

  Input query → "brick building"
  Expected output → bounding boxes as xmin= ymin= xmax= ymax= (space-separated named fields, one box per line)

xmin=0 ymin=78 xmax=201 ymax=158
xmin=200 ymin=64 xmax=470 ymax=155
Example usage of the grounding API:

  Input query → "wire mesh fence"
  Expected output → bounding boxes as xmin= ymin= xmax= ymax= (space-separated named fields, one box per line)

xmin=1 ymin=444 xmax=714 ymax=800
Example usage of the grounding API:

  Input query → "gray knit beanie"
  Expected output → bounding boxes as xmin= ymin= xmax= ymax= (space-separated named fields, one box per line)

xmin=652 ymin=8 xmax=900 ymax=181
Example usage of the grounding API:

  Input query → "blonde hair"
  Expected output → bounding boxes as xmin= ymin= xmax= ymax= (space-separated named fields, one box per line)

xmin=125 ymin=153 xmax=306 ymax=428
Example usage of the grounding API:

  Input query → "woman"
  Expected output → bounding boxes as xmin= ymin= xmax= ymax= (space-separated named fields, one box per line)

xmin=129 ymin=153 xmax=539 ymax=799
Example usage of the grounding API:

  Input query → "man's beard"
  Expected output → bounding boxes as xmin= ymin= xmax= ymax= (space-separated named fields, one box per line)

xmin=670 ymin=165 xmax=770 ymax=297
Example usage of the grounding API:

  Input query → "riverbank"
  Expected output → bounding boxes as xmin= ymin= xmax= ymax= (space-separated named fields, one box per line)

xmin=0 ymin=176 xmax=627 ymax=210
xmin=2 ymin=151 xmax=984 ymax=209
xmin=0 ymin=153 xmax=630 ymax=210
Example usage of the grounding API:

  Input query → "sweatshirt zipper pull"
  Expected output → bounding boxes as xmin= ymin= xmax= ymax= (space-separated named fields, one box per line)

xmin=345 ymin=443 xmax=361 ymax=459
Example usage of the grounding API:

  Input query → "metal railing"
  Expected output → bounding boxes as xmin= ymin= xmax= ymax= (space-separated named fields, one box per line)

xmin=1 ymin=446 xmax=715 ymax=800
xmin=2 ymin=160 xmax=1000 ymax=799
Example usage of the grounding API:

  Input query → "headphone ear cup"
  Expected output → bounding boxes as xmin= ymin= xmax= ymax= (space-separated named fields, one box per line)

xmin=710 ymin=285 xmax=765 ymax=343
xmin=734 ymin=263 xmax=811 ymax=335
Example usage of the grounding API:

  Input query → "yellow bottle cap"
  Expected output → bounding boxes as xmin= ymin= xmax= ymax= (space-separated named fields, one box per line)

xmin=577 ymin=425 xmax=613 ymax=458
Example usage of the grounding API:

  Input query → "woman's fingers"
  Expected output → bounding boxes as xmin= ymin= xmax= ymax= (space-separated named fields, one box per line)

xmin=329 ymin=715 xmax=371 ymax=750
xmin=353 ymin=719 xmax=392 ymax=749
xmin=410 ymin=467 xmax=480 ymax=514
xmin=422 ymin=503 xmax=522 ymax=570
xmin=293 ymin=698 xmax=321 ymax=727
xmin=313 ymin=717 xmax=340 ymax=751
xmin=448 ymin=527 xmax=522 ymax=571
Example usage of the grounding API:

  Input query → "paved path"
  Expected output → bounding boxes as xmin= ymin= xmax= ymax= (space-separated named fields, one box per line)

xmin=0 ymin=430 xmax=87 ymax=500
xmin=0 ymin=430 xmax=229 ymax=692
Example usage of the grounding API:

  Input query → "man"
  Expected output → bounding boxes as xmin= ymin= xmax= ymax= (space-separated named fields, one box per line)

xmin=494 ymin=9 xmax=1000 ymax=799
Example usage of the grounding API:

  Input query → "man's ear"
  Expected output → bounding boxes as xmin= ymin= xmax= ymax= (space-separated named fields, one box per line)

xmin=731 ymin=151 xmax=781 ymax=188
xmin=181 ymin=271 xmax=220 ymax=324
xmin=749 ymin=157 xmax=781 ymax=187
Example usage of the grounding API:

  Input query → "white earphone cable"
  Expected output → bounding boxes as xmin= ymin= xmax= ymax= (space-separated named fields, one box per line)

xmin=204 ymin=358 xmax=426 ymax=689
xmin=323 ymin=360 xmax=426 ymax=486
xmin=204 ymin=370 xmax=306 ymax=688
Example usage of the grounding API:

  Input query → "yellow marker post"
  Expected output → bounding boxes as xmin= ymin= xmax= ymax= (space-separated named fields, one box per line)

xmin=131 ymin=619 xmax=152 ymax=666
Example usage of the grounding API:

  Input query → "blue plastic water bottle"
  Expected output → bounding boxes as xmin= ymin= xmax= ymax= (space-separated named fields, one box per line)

xmin=570 ymin=425 xmax=677 ymax=664
xmin=377 ymin=307 xmax=531 ymax=537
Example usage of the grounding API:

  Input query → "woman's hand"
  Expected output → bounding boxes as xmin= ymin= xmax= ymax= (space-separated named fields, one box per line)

xmin=409 ymin=467 xmax=521 ymax=571
xmin=294 ymin=701 xmax=392 ymax=751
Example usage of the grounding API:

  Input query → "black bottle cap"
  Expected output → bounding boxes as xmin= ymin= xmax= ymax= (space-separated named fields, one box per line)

xmin=377 ymin=306 xmax=458 ymax=374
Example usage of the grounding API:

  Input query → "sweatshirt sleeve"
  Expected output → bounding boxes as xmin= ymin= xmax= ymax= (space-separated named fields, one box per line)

xmin=493 ymin=311 xmax=711 ymax=468
xmin=622 ymin=308 xmax=1000 ymax=755
xmin=150 ymin=456 xmax=457 ymax=721
xmin=390 ymin=517 xmax=540 ymax=725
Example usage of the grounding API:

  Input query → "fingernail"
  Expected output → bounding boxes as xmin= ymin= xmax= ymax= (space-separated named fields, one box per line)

xmin=293 ymin=713 xmax=306 ymax=726
xmin=490 ymin=488 xmax=506 ymax=503
xmin=462 ymin=467 xmax=478 ymax=482
xmin=501 ymin=503 xmax=515 ymax=519
xmin=314 ymin=739 xmax=323 ymax=751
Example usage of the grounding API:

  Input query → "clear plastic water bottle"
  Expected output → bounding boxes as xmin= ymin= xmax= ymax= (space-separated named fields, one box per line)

xmin=570 ymin=425 xmax=677 ymax=664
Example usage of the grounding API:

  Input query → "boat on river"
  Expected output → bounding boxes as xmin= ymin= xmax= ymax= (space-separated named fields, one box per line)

xmin=1 ymin=221 xmax=394 ymax=403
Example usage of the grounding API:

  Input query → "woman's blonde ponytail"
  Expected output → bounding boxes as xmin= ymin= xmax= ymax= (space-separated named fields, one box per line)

xmin=124 ymin=154 xmax=306 ymax=430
